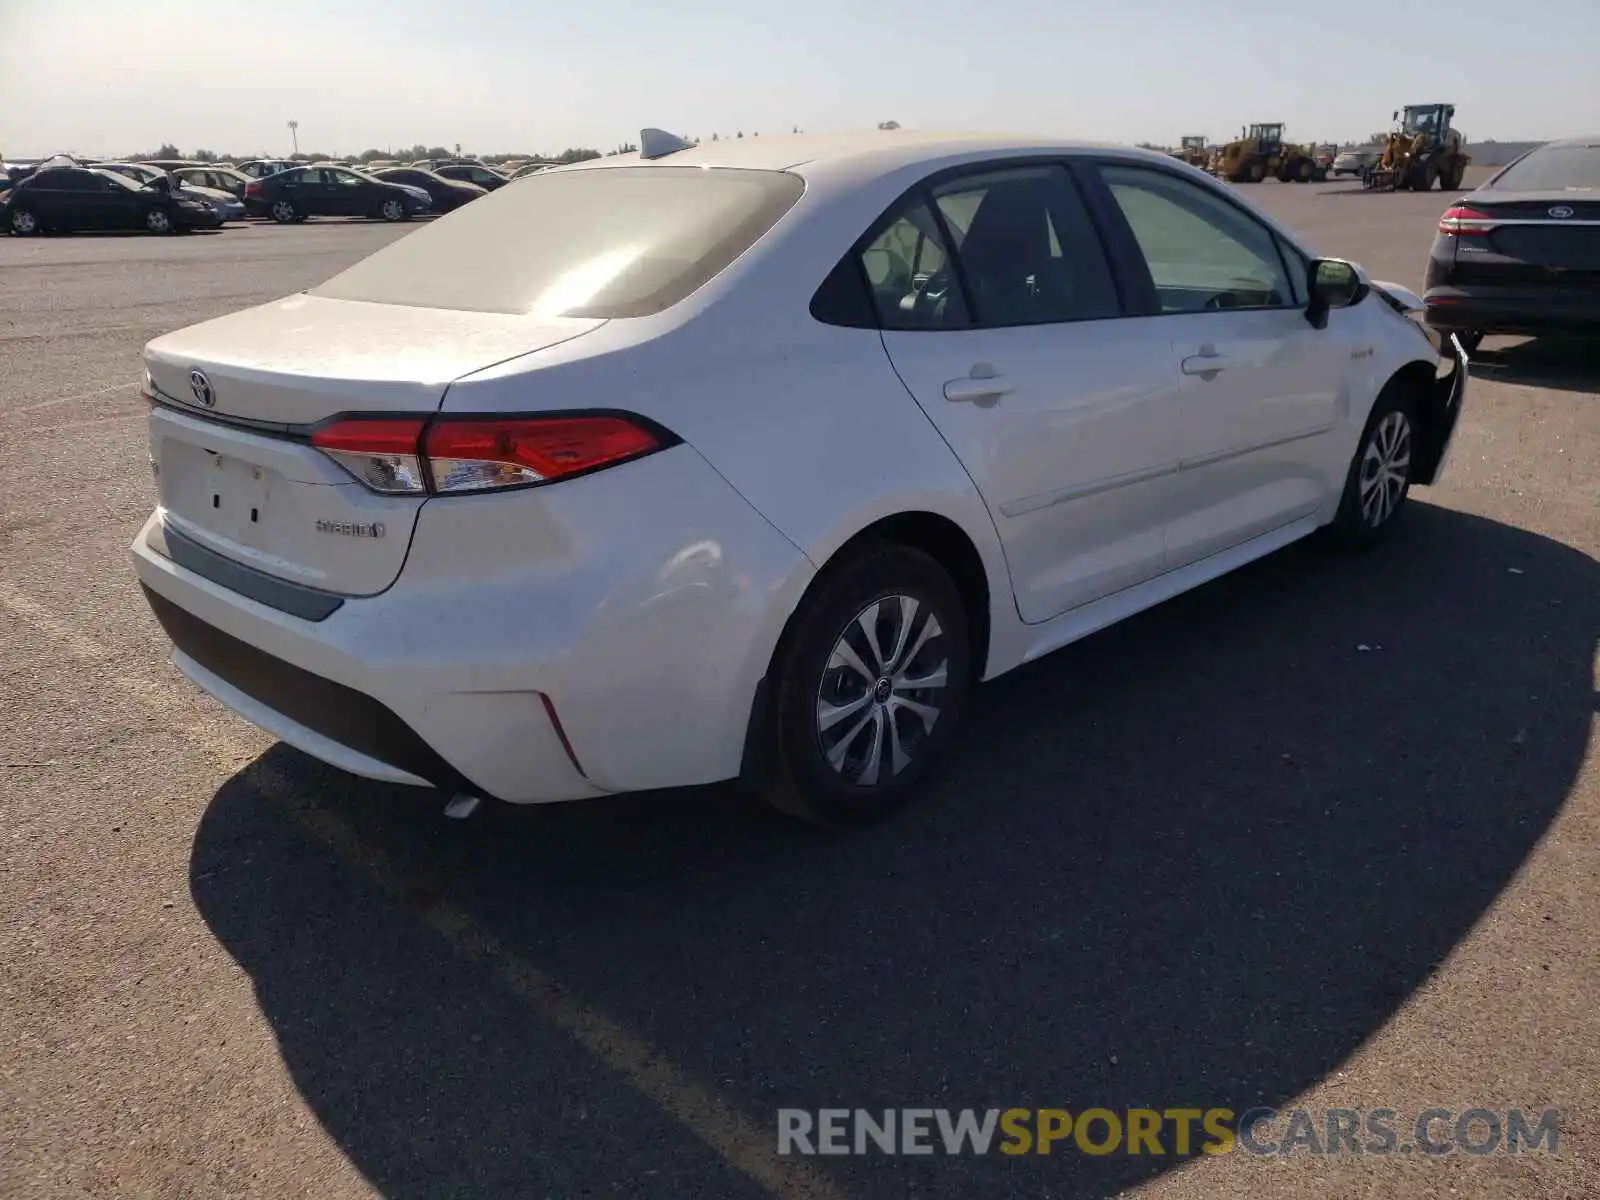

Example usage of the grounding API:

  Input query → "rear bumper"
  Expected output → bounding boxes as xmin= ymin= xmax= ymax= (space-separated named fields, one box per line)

xmin=131 ymin=445 xmax=814 ymax=804
xmin=1423 ymin=285 xmax=1600 ymax=335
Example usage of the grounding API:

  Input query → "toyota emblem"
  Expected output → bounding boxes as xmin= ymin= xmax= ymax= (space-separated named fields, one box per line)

xmin=189 ymin=369 xmax=215 ymax=408
xmin=1548 ymin=205 xmax=1575 ymax=219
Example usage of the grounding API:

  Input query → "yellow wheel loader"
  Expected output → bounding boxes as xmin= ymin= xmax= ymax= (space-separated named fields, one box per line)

xmin=1208 ymin=124 xmax=1325 ymax=183
xmin=1363 ymin=104 xmax=1471 ymax=192
xmin=1171 ymin=135 xmax=1209 ymax=168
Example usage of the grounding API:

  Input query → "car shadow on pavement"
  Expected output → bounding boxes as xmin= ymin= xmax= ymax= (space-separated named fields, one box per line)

xmin=190 ymin=502 xmax=1598 ymax=1200
xmin=1470 ymin=336 xmax=1600 ymax=393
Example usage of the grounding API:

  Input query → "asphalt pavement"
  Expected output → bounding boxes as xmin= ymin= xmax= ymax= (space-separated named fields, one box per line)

xmin=1 ymin=182 xmax=1597 ymax=1200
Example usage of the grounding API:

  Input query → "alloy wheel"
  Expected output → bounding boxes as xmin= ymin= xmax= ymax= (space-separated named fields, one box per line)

xmin=1359 ymin=411 xmax=1412 ymax=527
xmin=815 ymin=595 xmax=949 ymax=786
xmin=12 ymin=210 xmax=37 ymax=235
xmin=147 ymin=209 xmax=170 ymax=234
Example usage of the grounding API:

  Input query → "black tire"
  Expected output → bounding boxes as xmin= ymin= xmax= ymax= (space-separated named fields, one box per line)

xmin=1326 ymin=383 xmax=1419 ymax=550
xmin=8 ymin=206 xmax=42 ymax=236
xmin=1441 ymin=161 xmax=1466 ymax=191
xmin=761 ymin=543 xmax=972 ymax=827
xmin=1246 ymin=160 xmax=1266 ymax=183
xmin=144 ymin=206 xmax=175 ymax=235
xmin=269 ymin=198 xmax=299 ymax=224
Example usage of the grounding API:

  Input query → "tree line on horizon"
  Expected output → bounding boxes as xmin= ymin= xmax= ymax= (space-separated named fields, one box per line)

xmin=109 ymin=126 xmax=809 ymax=167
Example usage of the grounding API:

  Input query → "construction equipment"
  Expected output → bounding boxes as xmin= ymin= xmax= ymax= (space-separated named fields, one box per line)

xmin=1208 ymin=124 xmax=1326 ymax=183
xmin=1363 ymin=104 xmax=1470 ymax=192
xmin=1171 ymin=135 xmax=1209 ymax=168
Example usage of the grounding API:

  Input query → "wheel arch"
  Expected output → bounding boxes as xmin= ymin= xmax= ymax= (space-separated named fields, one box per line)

xmin=1383 ymin=357 xmax=1453 ymax=485
xmin=738 ymin=508 xmax=1001 ymax=791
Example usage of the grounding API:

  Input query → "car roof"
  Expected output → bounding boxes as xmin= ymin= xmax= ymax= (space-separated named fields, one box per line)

xmin=559 ymin=130 xmax=1131 ymax=180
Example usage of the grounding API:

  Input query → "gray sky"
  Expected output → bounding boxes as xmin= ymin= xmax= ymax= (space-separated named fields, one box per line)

xmin=2 ymin=0 xmax=1593 ymax=158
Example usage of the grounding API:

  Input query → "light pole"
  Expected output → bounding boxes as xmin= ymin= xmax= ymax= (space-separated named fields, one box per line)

xmin=288 ymin=120 xmax=299 ymax=156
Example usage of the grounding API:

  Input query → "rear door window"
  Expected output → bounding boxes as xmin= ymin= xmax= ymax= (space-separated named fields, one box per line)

xmin=931 ymin=164 xmax=1121 ymax=326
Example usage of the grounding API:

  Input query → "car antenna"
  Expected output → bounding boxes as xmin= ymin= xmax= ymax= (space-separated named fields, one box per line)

xmin=639 ymin=128 xmax=694 ymax=160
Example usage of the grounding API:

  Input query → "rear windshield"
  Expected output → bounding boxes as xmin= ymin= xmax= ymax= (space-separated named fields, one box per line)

xmin=313 ymin=165 xmax=805 ymax=318
xmin=1492 ymin=145 xmax=1600 ymax=191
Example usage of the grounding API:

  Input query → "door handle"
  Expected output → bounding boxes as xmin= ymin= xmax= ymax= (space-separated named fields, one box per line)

xmin=1181 ymin=345 xmax=1232 ymax=380
xmin=943 ymin=363 xmax=1013 ymax=404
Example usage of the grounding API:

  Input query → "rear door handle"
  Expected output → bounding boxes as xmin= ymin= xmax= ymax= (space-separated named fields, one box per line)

xmin=1181 ymin=347 xmax=1232 ymax=380
xmin=943 ymin=363 xmax=1013 ymax=403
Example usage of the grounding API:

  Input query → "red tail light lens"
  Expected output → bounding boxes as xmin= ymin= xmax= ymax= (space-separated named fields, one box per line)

xmin=425 ymin=416 xmax=663 ymax=493
xmin=310 ymin=413 xmax=665 ymax=495
xmin=245 ymin=181 xmax=263 ymax=197
xmin=1438 ymin=205 xmax=1495 ymax=236
xmin=311 ymin=418 xmax=427 ymax=494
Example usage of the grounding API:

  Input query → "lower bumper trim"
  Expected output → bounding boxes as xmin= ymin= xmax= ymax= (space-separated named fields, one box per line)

xmin=142 ymin=584 xmax=485 ymax=796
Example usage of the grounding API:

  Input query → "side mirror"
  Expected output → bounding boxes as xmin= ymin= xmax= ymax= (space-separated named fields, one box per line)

xmin=1306 ymin=258 xmax=1369 ymax=329
xmin=147 ymin=174 xmax=172 ymax=194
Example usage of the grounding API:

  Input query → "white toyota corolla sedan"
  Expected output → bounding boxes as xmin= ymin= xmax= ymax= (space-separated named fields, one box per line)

xmin=132 ymin=129 xmax=1468 ymax=824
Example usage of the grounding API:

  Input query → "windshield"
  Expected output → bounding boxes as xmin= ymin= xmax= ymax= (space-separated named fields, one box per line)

xmin=1491 ymin=145 xmax=1600 ymax=191
xmin=313 ymin=166 xmax=805 ymax=318
xmin=1403 ymin=107 xmax=1442 ymax=134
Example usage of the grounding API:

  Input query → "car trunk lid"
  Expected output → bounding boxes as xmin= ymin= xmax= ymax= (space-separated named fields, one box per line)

xmin=144 ymin=293 xmax=604 ymax=596
xmin=1447 ymin=192 xmax=1600 ymax=286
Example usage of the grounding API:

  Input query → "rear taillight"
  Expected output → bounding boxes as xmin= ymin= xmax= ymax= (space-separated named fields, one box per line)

xmin=1438 ymin=205 xmax=1495 ymax=236
xmin=310 ymin=413 xmax=665 ymax=496
xmin=424 ymin=416 xmax=662 ymax=493
xmin=244 ymin=181 xmax=262 ymax=197
xmin=311 ymin=418 xmax=428 ymax=494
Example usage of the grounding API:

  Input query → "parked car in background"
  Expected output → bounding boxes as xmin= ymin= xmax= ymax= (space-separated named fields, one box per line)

xmin=132 ymin=131 xmax=1465 ymax=824
xmin=142 ymin=159 xmax=200 ymax=172
xmin=370 ymin=166 xmax=486 ymax=212
xmin=243 ymin=164 xmax=430 ymax=223
xmin=95 ymin=162 xmax=245 ymax=220
xmin=1424 ymin=136 xmax=1600 ymax=352
xmin=4 ymin=166 xmax=222 ymax=235
xmin=510 ymin=162 xmax=553 ymax=180
xmin=171 ymin=165 xmax=253 ymax=200
xmin=1332 ymin=146 xmax=1383 ymax=178
xmin=433 ymin=161 xmax=509 ymax=191
xmin=236 ymin=159 xmax=298 ymax=180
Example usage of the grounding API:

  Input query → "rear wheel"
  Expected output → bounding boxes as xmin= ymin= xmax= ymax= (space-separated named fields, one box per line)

xmin=8 ymin=206 xmax=41 ymax=236
xmin=1327 ymin=385 xmax=1418 ymax=549
xmin=1440 ymin=160 xmax=1466 ymax=191
xmin=761 ymin=544 xmax=971 ymax=827
xmin=270 ymin=198 xmax=298 ymax=224
xmin=144 ymin=207 xmax=173 ymax=235
xmin=1295 ymin=158 xmax=1314 ymax=182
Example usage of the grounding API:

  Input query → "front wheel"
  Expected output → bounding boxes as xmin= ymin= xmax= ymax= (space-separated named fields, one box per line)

xmin=270 ymin=199 xmax=298 ymax=224
xmin=378 ymin=198 xmax=407 ymax=222
xmin=761 ymin=544 xmax=971 ymax=826
xmin=9 ymin=206 xmax=41 ymax=236
xmin=1327 ymin=387 xmax=1418 ymax=549
xmin=145 ymin=207 xmax=173 ymax=235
